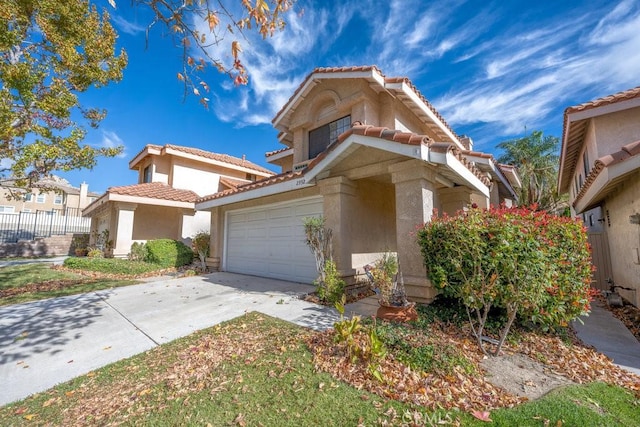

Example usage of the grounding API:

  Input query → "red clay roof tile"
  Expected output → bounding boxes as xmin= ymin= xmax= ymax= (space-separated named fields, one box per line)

xmin=573 ymin=139 xmax=640 ymax=207
xmin=163 ymin=144 xmax=273 ymax=175
xmin=197 ymin=170 xmax=303 ymax=203
xmin=566 ymin=86 xmax=640 ymax=114
xmin=108 ymin=182 xmax=199 ymax=203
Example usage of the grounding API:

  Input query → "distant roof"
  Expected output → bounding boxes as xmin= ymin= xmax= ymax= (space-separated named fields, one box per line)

xmin=129 ymin=143 xmax=274 ymax=176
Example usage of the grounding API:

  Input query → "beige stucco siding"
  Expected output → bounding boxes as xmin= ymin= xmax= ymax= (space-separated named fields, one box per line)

xmin=132 ymin=205 xmax=181 ymax=241
xmin=602 ymin=169 xmax=640 ymax=307
xmin=593 ymin=107 xmax=640 ymax=158
xmin=350 ymin=179 xmax=397 ymax=253
xmin=172 ymin=162 xmax=221 ymax=196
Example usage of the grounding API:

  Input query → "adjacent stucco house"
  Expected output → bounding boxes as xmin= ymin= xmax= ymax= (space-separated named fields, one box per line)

xmin=83 ymin=144 xmax=274 ymax=257
xmin=558 ymin=85 xmax=640 ymax=307
xmin=196 ymin=66 xmax=520 ymax=302
xmin=0 ymin=176 xmax=99 ymax=214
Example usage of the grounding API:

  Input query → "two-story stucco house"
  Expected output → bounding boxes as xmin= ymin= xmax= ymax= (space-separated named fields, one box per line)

xmin=83 ymin=144 xmax=274 ymax=257
xmin=558 ymin=86 xmax=640 ymax=307
xmin=0 ymin=176 xmax=99 ymax=214
xmin=195 ymin=66 xmax=520 ymax=302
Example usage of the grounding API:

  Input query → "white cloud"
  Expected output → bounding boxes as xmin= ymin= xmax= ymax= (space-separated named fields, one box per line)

xmin=111 ymin=15 xmax=145 ymax=36
xmin=100 ymin=130 xmax=127 ymax=158
xmin=434 ymin=0 xmax=640 ymax=146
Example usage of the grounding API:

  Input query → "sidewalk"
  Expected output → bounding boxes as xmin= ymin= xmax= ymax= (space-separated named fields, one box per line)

xmin=572 ymin=300 xmax=640 ymax=376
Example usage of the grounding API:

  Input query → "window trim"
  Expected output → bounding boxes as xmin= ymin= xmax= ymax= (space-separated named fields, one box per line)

xmin=36 ymin=194 xmax=46 ymax=204
xmin=308 ymin=115 xmax=351 ymax=159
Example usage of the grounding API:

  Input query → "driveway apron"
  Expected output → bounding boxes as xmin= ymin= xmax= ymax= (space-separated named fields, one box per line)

xmin=0 ymin=272 xmax=340 ymax=406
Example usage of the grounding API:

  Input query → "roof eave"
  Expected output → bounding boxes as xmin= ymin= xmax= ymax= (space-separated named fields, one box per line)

xmin=574 ymin=154 xmax=640 ymax=213
xmin=195 ymin=178 xmax=313 ymax=210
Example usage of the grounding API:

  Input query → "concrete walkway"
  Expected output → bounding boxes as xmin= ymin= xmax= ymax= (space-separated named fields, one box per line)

xmin=572 ymin=300 xmax=640 ymax=376
xmin=0 ymin=273 xmax=348 ymax=406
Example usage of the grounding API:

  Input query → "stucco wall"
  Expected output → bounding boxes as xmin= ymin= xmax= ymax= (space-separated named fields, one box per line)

xmin=350 ymin=179 xmax=397 ymax=254
xmin=602 ymin=169 xmax=640 ymax=307
xmin=172 ymin=162 xmax=221 ymax=196
xmin=131 ymin=205 xmax=181 ymax=241
xmin=593 ymin=106 xmax=640 ymax=158
xmin=181 ymin=210 xmax=211 ymax=241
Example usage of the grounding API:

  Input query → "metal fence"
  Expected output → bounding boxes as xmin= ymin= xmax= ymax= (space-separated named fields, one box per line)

xmin=0 ymin=208 xmax=91 ymax=243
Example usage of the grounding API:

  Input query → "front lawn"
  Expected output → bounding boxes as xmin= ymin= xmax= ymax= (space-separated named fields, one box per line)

xmin=1 ymin=313 xmax=638 ymax=426
xmin=0 ymin=263 xmax=139 ymax=306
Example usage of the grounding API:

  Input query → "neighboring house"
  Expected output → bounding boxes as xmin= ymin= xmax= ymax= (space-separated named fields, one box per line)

xmin=558 ymin=85 xmax=640 ymax=307
xmin=0 ymin=176 xmax=99 ymax=214
xmin=83 ymin=144 xmax=274 ymax=257
xmin=196 ymin=66 xmax=520 ymax=303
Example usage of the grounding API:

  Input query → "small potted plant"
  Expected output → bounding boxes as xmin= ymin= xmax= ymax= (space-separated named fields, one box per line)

xmin=365 ymin=252 xmax=416 ymax=321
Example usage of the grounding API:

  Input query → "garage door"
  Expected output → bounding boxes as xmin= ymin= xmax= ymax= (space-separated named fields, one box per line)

xmin=225 ymin=197 xmax=323 ymax=283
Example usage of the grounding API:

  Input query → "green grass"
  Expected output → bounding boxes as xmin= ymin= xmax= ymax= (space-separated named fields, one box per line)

xmin=62 ymin=257 xmax=168 ymax=275
xmin=0 ymin=314 xmax=637 ymax=426
xmin=0 ymin=263 xmax=138 ymax=306
xmin=460 ymin=382 xmax=640 ymax=426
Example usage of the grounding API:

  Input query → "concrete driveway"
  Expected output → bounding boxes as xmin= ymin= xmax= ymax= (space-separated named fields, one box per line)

xmin=0 ymin=272 xmax=344 ymax=406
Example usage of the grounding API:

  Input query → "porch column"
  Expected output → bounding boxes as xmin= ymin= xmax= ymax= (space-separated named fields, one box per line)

xmin=439 ymin=186 xmax=474 ymax=215
xmin=319 ymin=176 xmax=357 ymax=279
xmin=113 ymin=203 xmax=137 ymax=257
xmin=206 ymin=206 xmax=222 ymax=271
xmin=390 ymin=160 xmax=438 ymax=303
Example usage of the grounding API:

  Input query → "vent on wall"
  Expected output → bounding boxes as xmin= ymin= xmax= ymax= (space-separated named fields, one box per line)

xmin=293 ymin=160 xmax=311 ymax=171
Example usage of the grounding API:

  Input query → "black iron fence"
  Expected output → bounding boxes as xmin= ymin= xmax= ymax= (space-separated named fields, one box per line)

xmin=0 ymin=208 xmax=90 ymax=243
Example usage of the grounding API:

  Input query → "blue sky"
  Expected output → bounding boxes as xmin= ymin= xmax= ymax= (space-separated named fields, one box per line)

xmin=62 ymin=0 xmax=640 ymax=194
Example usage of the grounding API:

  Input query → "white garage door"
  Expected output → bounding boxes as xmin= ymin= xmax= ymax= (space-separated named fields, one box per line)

xmin=225 ymin=197 xmax=323 ymax=283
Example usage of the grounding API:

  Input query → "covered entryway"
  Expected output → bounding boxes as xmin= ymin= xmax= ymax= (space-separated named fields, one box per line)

xmin=224 ymin=197 xmax=323 ymax=283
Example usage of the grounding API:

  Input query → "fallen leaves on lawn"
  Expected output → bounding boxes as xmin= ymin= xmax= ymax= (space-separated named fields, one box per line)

xmin=306 ymin=317 xmax=640 ymax=416
xmin=0 ymin=279 xmax=87 ymax=298
xmin=52 ymin=313 xmax=307 ymax=426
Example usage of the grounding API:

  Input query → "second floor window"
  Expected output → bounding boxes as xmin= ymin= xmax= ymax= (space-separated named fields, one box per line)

xmin=308 ymin=115 xmax=351 ymax=159
xmin=24 ymin=193 xmax=33 ymax=202
xmin=36 ymin=194 xmax=46 ymax=203
xmin=54 ymin=194 xmax=63 ymax=205
xmin=143 ymin=165 xmax=152 ymax=183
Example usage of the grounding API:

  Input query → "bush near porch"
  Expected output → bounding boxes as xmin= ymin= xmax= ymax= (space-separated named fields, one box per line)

xmin=417 ymin=205 xmax=593 ymax=355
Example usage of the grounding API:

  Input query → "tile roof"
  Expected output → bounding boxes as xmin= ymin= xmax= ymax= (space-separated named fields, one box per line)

xmin=573 ymin=139 xmax=640 ymax=207
xmin=163 ymin=144 xmax=274 ymax=174
xmin=272 ymin=66 xmax=382 ymax=122
xmin=565 ymin=86 xmax=640 ymax=114
xmin=265 ymin=147 xmax=292 ymax=157
xmin=107 ymin=182 xmax=199 ymax=203
xmin=219 ymin=177 xmax=250 ymax=189
xmin=335 ymin=126 xmax=491 ymax=187
xmin=197 ymin=124 xmax=491 ymax=205
xmin=560 ymin=85 xmax=640 ymax=193
xmin=383 ymin=76 xmax=460 ymax=142
xmin=197 ymin=170 xmax=303 ymax=203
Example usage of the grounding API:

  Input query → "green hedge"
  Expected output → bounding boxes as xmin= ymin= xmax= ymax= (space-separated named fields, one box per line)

xmin=63 ymin=257 xmax=165 ymax=275
xmin=144 ymin=239 xmax=193 ymax=268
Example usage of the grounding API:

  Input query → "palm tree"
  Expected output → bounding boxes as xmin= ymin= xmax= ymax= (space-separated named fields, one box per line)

xmin=497 ymin=130 xmax=563 ymax=211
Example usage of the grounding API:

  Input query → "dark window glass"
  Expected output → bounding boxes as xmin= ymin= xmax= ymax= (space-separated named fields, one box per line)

xmin=308 ymin=115 xmax=351 ymax=159
xmin=143 ymin=165 xmax=151 ymax=183
xmin=583 ymin=151 xmax=590 ymax=176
